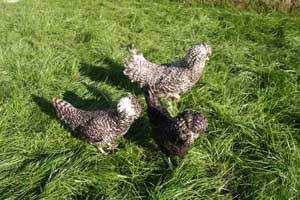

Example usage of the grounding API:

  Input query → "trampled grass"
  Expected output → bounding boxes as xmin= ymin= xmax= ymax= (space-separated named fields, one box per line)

xmin=0 ymin=0 xmax=300 ymax=199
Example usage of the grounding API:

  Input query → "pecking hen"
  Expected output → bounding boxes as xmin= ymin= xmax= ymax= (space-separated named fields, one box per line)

xmin=124 ymin=44 xmax=212 ymax=101
xmin=52 ymin=94 xmax=142 ymax=155
xmin=144 ymin=87 xmax=208 ymax=169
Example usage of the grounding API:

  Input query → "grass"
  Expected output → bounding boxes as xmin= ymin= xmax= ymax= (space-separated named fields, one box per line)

xmin=0 ymin=0 xmax=300 ymax=199
xmin=176 ymin=0 xmax=300 ymax=12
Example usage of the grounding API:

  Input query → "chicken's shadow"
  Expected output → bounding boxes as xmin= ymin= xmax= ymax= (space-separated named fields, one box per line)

xmin=62 ymin=90 xmax=112 ymax=111
xmin=32 ymin=95 xmax=57 ymax=120
xmin=79 ymin=58 xmax=141 ymax=94
xmin=123 ymin=115 xmax=157 ymax=152
xmin=32 ymin=94 xmax=80 ymax=141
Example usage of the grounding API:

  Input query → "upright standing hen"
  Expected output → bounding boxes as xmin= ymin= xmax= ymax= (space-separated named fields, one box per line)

xmin=144 ymin=87 xmax=208 ymax=169
xmin=52 ymin=94 xmax=142 ymax=155
xmin=124 ymin=44 xmax=212 ymax=101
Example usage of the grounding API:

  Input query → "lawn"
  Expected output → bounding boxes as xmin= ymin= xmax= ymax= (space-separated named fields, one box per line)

xmin=0 ymin=0 xmax=300 ymax=199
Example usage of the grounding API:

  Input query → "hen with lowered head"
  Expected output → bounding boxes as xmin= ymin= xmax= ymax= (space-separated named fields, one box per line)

xmin=52 ymin=94 xmax=142 ymax=155
xmin=124 ymin=44 xmax=212 ymax=101
xmin=144 ymin=87 xmax=208 ymax=169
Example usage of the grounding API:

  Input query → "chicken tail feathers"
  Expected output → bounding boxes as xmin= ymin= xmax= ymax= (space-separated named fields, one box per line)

xmin=123 ymin=50 xmax=153 ymax=88
xmin=52 ymin=98 xmax=87 ymax=131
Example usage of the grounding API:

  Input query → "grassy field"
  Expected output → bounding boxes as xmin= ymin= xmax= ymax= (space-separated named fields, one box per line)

xmin=1 ymin=0 xmax=300 ymax=199
xmin=176 ymin=0 xmax=300 ymax=12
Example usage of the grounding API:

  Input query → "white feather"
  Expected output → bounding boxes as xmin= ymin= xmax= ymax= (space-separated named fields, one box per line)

xmin=117 ymin=97 xmax=135 ymax=116
xmin=132 ymin=52 xmax=145 ymax=61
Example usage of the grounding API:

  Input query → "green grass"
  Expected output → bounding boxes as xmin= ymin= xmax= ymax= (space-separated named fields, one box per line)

xmin=176 ymin=0 xmax=300 ymax=13
xmin=1 ymin=0 xmax=300 ymax=199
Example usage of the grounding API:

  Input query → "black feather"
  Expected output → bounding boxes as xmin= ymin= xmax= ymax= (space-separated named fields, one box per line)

xmin=144 ymin=88 xmax=208 ymax=157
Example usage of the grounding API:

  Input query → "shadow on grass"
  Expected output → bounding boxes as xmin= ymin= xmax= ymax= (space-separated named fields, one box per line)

xmin=124 ymin=115 xmax=157 ymax=152
xmin=283 ymin=113 xmax=300 ymax=129
xmin=79 ymin=57 xmax=141 ymax=95
xmin=32 ymin=94 xmax=83 ymax=141
xmin=277 ymin=113 xmax=300 ymax=131
xmin=32 ymin=95 xmax=57 ymax=119
xmin=62 ymin=90 xmax=112 ymax=111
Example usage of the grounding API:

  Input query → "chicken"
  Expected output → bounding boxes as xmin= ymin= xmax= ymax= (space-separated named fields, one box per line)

xmin=52 ymin=94 xmax=142 ymax=155
xmin=144 ymin=87 xmax=208 ymax=169
xmin=124 ymin=44 xmax=212 ymax=101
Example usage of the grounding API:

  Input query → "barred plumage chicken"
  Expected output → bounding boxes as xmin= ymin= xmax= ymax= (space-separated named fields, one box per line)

xmin=52 ymin=94 xmax=142 ymax=155
xmin=124 ymin=44 xmax=212 ymax=101
xmin=144 ymin=88 xmax=208 ymax=169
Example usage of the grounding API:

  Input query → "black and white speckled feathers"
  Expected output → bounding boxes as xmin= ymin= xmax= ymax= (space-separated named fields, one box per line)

xmin=144 ymin=88 xmax=208 ymax=157
xmin=124 ymin=44 xmax=212 ymax=101
xmin=52 ymin=94 xmax=142 ymax=153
